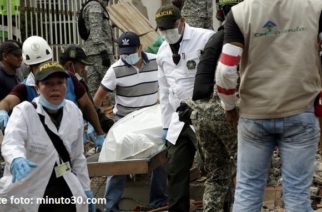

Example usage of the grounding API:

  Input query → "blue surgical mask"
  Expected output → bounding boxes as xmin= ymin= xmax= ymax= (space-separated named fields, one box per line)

xmin=121 ymin=52 xmax=141 ymax=65
xmin=39 ymin=96 xmax=65 ymax=110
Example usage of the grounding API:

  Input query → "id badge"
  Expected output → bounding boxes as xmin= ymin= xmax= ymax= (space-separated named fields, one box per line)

xmin=54 ymin=161 xmax=71 ymax=178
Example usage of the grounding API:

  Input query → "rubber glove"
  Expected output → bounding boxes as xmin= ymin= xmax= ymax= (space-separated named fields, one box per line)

xmin=87 ymin=123 xmax=95 ymax=142
xmin=85 ymin=190 xmax=96 ymax=212
xmin=94 ymin=134 xmax=105 ymax=152
xmin=0 ymin=110 xmax=9 ymax=130
xmin=176 ymin=102 xmax=193 ymax=125
xmin=161 ymin=129 xmax=168 ymax=142
xmin=11 ymin=157 xmax=38 ymax=183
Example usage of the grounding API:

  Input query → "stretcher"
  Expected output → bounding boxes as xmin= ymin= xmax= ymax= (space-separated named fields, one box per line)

xmin=87 ymin=148 xmax=167 ymax=177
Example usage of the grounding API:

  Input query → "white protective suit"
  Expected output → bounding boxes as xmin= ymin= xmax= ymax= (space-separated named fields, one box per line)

xmin=157 ymin=24 xmax=214 ymax=144
xmin=0 ymin=97 xmax=90 ymax=212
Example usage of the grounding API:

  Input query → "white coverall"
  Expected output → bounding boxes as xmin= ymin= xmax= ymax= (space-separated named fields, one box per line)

xmin=0 ymin=97 xmax=90 ymax=212
xmin=157 ymin=24 xmax=214 ymax=144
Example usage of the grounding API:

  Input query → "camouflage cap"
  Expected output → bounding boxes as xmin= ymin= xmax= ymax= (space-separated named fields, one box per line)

xmin=155 ymin=4 xmax=181 ymax=29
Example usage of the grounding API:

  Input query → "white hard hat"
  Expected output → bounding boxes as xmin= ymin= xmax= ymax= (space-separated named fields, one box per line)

xmin=22 ymin=36 xmax=53 ymax=65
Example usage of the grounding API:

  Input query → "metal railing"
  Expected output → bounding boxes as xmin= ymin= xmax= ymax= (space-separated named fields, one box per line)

xmin=0 ymin=0 xmax=122 ymax=60
xmin=0 ymin=0 xmax=165 ymax=60
xmin=21 ymin=0 xmax=87 ymax=59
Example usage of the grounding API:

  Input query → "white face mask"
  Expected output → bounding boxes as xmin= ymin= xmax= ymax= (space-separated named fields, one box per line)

xmin=121 ymin=52 xmax=141 ymax=65
xmin=160 ymin=28 xmax=182 ymax=44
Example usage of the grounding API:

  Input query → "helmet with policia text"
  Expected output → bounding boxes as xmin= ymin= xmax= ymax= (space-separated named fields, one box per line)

xmin=216 ymin=0 xmax=243 ymax=22
xmin=22 ymin=36 xmax=53 ymax=65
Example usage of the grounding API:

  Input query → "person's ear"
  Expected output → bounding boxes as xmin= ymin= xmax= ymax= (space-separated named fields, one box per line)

xmin=2 ymin=52 xmax=8 ymax=61
xmin=65 ymin=61 xmax=72 ymax=67
xmin=179 ymin=17 xmax=185 ymax=24
xmin=65 ymin=61 xmax=74 ymax=71
xmin=178 ymin=17 xmax=185 ymax=33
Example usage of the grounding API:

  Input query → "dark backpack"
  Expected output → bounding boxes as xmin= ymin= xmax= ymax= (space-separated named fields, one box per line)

xmin=78 ymin=0 xmax=109 ymax=41
xmin=78 ymin=0 xmax=95 ymax=40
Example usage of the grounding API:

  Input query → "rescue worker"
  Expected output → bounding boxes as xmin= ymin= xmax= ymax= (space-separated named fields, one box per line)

xmin=176 ymin=1 xmax=242 ymax=211
xmin=59 ymin=44 xmax=114 ymax=145
xmin=215 ymin=0 xmax=322 ymax=211
xmin=155 ymin=4 xmax=214 ymax=211
xmin=0 ymin=61 xmax=95 ymax=212
xmin=93 ymin=31 xmax=167 ymax=211
xmin=0 ymin=36 xmax=106 ymax=150
xmin=82 ymin=0 xmax=115 ymax=101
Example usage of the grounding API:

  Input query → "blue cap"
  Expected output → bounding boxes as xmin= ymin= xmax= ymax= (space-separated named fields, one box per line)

xmin=118 ymin=31 xmax=140 ymax=55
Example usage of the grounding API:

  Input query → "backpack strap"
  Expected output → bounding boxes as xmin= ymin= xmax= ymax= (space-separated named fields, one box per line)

xmin=65 ymin=74 xmax=77 ymax=105
xmin=23 ymin=79 xmax=38 ymax=102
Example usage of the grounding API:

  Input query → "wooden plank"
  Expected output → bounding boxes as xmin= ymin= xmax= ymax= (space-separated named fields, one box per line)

xmin=108 ymin=2 xmax=152 ymax=35
xmin=107 ymin=2 xmax=159 ymax=49
xmin=88 ymin=159 xmax=149 ymax=177
xmin=87 ymin=149 xmax=167 ymax=177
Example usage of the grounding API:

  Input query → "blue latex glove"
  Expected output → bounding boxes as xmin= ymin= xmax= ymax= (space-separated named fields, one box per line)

xmin=161 ymin=129 xmax=168 ymax=142
xmin=11 ymin=157 xmax=38 ymax=183
xmin=85 ymin=190 xmax=96 ymax=212
xmin=0 ymin=110 xmax=9 ymax=130
xmin=94 ymin=134 xmax=105 ymax=152
xmin=87 ymin=123 xmax=95 ymax=142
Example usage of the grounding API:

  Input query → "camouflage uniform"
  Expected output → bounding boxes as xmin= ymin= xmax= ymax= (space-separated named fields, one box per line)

xmin=83 ymin=0 xmax=115 ymax=100
xmin=187 ymin=92 xmax=237 ymax=212
xmin=181 ymin=0 xmax=213 ymax=29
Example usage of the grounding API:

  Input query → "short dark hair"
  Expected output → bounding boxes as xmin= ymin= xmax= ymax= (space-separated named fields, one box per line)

xmin=0 ymin=40 xmax=22 ymax=60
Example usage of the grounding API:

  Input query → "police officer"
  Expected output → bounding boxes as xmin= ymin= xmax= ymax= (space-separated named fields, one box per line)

xmin=0 ymin=62 xmax=95 ymax=212
xmin=155 ymin=4 xmax=214 ymax=211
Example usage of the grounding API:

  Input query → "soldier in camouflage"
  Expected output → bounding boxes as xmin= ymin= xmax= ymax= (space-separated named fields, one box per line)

xmin=82 ymin=0 xmax=115 ymax=101
xmin=177 ymin=1 xmax=244 ymax=211
xmin=186 ymin=94 xmax=237 ymax=212
xmin=181 ymin=0 xmax=213 ymax=29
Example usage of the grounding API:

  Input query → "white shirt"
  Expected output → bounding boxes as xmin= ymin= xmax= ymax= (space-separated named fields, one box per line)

xmin=157 ymin=24 xmax=215 ymax=144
